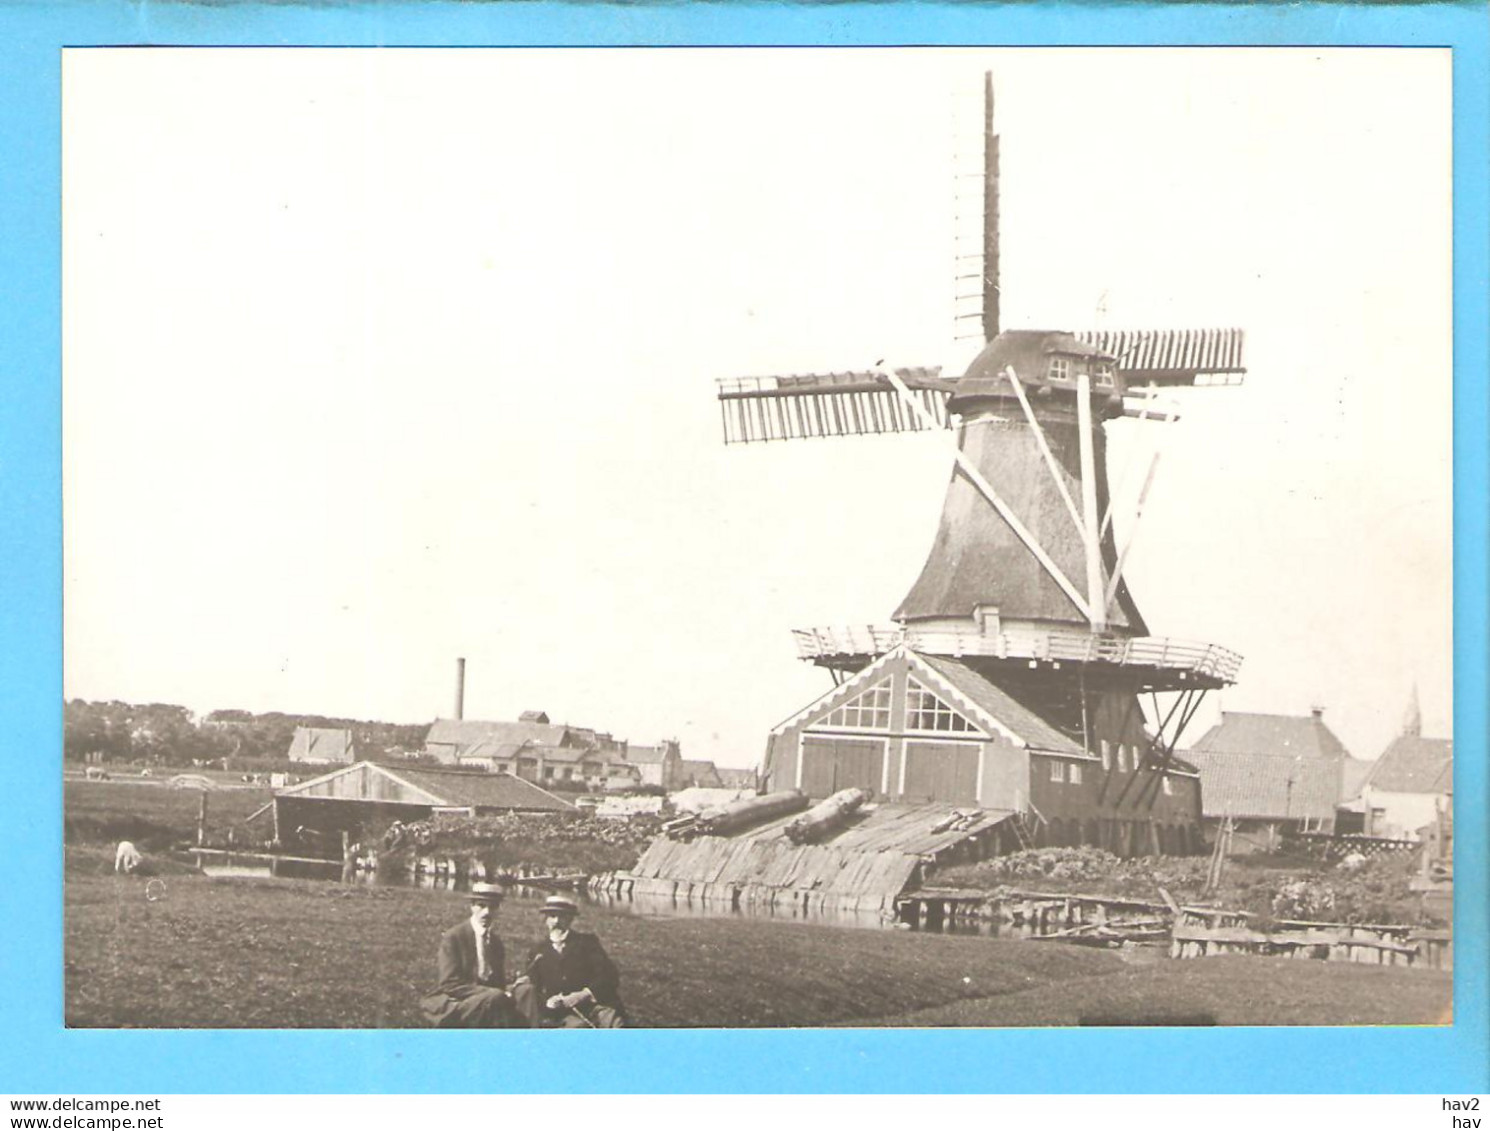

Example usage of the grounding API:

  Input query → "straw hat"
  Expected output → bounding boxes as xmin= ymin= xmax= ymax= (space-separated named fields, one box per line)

xmin=468 ymin=882 xmax=505 ymax=905
xmin=538 ymin=895 xmax=580 ymax=917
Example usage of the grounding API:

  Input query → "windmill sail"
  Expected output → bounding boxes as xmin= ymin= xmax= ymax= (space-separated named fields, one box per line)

xmin=982 ymin=70 xmax=1000 ymax=344
xmin=1075 ymin=328 xmax=1246 ymax=386
xmin=717 ymin=367 xmax=954 ymax=444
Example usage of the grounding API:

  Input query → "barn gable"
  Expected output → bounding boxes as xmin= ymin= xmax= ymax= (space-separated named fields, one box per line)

xmin=771 ymin=645 xmax=1067 ymax=749
xmin=765 ymin=646 xmax=1090 ymax=807
xmin=279 ymin=761 xmax=448 ymax=805
xmin=770 ymin=647 xmax=904 ymax=735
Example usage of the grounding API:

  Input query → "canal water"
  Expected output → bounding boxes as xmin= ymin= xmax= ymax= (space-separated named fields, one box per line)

xmin=189 ymin=852 xmax=1024 ymax=936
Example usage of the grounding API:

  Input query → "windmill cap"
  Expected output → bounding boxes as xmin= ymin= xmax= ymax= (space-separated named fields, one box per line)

xmin=951 ymin=330 xmax=1117 ymax=409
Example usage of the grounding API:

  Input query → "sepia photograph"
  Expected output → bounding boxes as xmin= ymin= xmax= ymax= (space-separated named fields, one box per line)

xmin=61 ymin=46 xmax=1453 ymax=1031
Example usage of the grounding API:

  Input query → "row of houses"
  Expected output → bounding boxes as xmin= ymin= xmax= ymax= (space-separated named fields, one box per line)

xmin=287 ymin=709 xmax=754 ymax=794
xmin=283 ymin=694 xmax=1449 ymax=853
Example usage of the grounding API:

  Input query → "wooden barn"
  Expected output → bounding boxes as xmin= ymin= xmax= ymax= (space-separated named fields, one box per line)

xmin=272 ymin=760 xmax=574 ymax=854
xmin=763 ymin=645 xmax=1204 ymax=856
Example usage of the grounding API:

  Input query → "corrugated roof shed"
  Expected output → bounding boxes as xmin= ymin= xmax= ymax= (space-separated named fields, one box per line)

xmin=1189 ymin=711 xmax=1352 ymax=761
xmin=276 ymin=761 xmax=576 ymax=812
xmin=917 ymin=654 xmax=1085 ymax=755
xmin=1186 ymin=749 xmax=1343 ymax=821
xmin=286 ymin=726 xmax=356 ymax=763
xmin=1366 ymin=734 xmax=1452 ymax=794
xmin=387 ymin=764 xmax=576 ymax=811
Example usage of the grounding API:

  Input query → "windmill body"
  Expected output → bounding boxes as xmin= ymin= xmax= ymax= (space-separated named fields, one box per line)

xmin=720 ymin=76 xmax=1245 ymax=856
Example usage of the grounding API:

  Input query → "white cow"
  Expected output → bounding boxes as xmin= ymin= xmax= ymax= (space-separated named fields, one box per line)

xmin=114 ymin=840 xmax=144 ymax=874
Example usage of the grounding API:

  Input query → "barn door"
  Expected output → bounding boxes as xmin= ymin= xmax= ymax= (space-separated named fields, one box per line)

xmin=902 ymin=741 xmax=980 ymax=804
xmin=799 ymin=737 xmax=884 ymax=799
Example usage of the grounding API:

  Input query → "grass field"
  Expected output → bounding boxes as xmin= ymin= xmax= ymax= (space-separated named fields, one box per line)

xmin=65 ymin=780 xmax=276 ymax=851
xmin=64 ymin=849 xmax=1451 ymax=1029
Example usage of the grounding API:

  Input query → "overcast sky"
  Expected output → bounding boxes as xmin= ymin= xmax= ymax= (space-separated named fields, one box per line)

xmin=62 ymin=47 xmax=1452 ymax=767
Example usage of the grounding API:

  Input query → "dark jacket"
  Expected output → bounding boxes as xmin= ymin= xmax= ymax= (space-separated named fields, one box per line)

xmin=527 ymin=931 xmax=623 ymax=1020
xmin=434 ymin=920 xmax=507 ymax=1001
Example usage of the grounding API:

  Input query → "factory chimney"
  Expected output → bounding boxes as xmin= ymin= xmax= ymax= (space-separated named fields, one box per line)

xmin=455 ymin=657 xmax=466 ymax=721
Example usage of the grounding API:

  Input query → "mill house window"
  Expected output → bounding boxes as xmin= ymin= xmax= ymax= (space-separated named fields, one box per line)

xmin=905 ymin=678 xmax=978 ymax=733
xmin=821 ymin=681 xmax=892 ymax=730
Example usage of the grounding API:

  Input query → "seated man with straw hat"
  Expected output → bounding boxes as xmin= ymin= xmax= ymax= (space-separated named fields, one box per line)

xmin=421 ymin=882 xmax=537 ymax=1028
xmin=526 ymin=895 xmax=626 ymax=1028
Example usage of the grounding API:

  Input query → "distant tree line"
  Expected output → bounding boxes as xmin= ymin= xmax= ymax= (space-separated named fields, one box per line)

xmin=63 ymin=699 xmax=429 ymax=767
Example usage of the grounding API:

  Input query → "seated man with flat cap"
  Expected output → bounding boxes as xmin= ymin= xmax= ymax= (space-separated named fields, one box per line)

xmin=527 ymin=895 xmax=626 ymax=1028
xmin=421 ymin=882 xmax=537 ymax=1028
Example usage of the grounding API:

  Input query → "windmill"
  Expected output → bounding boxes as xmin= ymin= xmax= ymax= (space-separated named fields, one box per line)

xmin=718 ymin=73 xmax=1246 ymax=854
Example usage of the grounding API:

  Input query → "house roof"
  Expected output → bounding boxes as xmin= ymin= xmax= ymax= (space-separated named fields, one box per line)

xmin=1366 ymin=733 xmax=1452 ymax=794
xmin=915 ymin=654 xmax=1085 ymax=755
xmin=1188 ymin=711 xmax=1352 ymax=761
xmin=624 ymin=743 xmax=676 ymax=765
xmin=425 ymin=718 xmax=576 ymax=752
xmin=678 ymin=759 xmax=724 ymax=786
xmin=286 ymin=727 xmax=355 ymax=761
xmin=460 ymin=741 xmax=610 ymax=765
xmin=1340 ymin=756 xmax=1374 ymax=801
xmin=1185 ymin=749 xmax=1344 ymax=821
xmin=530 ymin=744 xmax=604 ymax=765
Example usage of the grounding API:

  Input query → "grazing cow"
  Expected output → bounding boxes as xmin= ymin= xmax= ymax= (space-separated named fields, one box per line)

xmin=84 ymin=766 xmax=110 ymax=781
xmin=114 ymin=840 xmax=144 ymax=874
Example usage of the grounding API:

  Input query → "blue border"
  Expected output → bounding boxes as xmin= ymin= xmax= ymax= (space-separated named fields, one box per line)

xmin=2 ymin=2 xmax=1485 ymax=1095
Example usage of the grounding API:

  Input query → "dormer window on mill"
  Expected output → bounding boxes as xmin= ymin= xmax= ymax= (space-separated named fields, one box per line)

xmin=1047 ymin=356 xmax=1071 ymax=383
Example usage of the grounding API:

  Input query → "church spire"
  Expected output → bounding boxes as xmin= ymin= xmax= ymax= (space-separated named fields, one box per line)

xmin=1402 ymin=683 xmax=1422 ymax=737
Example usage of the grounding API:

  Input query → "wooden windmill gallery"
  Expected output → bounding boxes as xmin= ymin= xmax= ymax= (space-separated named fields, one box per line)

xmin=719 ymin=74 xmax=1247 ymax=859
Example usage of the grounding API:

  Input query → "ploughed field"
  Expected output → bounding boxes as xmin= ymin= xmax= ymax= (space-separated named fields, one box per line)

xmin=65 ymin=851 xmax=1450 ymax=1029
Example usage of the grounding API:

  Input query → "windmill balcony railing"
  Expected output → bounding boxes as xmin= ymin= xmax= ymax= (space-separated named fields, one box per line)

xmin=791 ymin=624 xmax=1243 ymax=684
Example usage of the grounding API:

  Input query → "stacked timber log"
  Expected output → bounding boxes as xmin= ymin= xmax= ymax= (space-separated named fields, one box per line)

xmin=662 ymin=790 xmax=808 ymax=841
xmin=784 ymin=788 xmax=870 ymax=845
xmin=598 ymin=833 xmax=919 ymax=915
